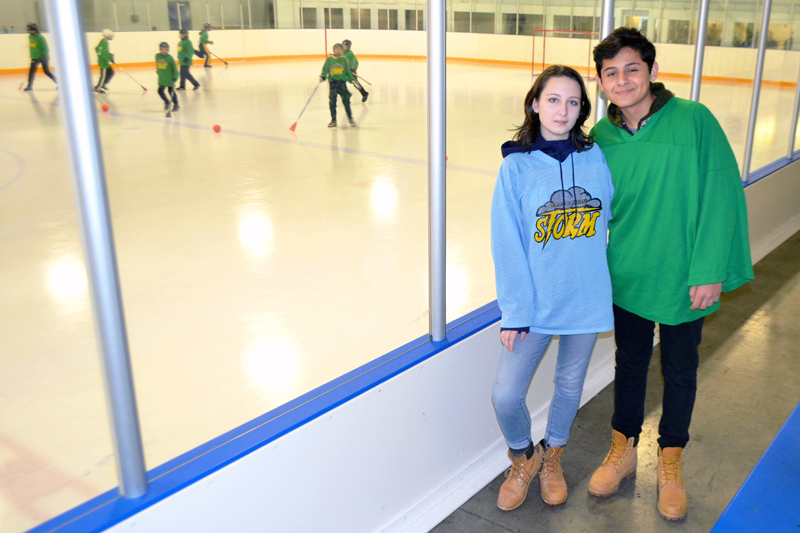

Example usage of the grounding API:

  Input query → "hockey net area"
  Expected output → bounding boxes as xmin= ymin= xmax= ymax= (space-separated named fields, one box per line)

xmin=531 ymin=29 xmax=601 ymax=80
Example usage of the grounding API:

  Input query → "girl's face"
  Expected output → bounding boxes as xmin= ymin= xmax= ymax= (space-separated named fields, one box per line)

xmin=532 ymin=76 xmax=583 ymax=141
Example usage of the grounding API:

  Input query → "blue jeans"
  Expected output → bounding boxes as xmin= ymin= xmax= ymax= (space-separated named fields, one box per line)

xmin=492 ymin=331 xmax=598 ymax=450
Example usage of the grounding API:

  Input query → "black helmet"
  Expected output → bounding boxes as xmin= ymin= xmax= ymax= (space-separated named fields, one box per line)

xmin=203 ymin=23 xmax=211 ymax=30
xmin=342 ymin=39 xmax=351 ymax=46
xmin=159 ymin=41 xmax=169 ymax=50
xmin=27 ymin=22 xmax=38 ymax=32
xmin=179 ymin=28 xmax=188 ymax=36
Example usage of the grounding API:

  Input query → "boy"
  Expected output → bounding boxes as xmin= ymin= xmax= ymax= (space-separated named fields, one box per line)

xmin=194 ymin=23 xmax=214 ymax=68
xmin=342 ymin=39 xmax=368 ymax=102
xmin=587 ymin=27 xmax=753 ymax=521
xmin=24 ymin=23 xmax=57 ymax=91
xmin=320 ymin=43 xmax=356 ymax=128
xmin=94 ymin=29 xmax=115 ymax=93
xmin=156 ymin=42 xmax=179 ymax=112
xmin=176 ymin=29 xmax=200 ymax=90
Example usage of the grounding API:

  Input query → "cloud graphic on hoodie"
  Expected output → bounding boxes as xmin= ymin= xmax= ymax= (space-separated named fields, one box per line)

xmin=536 ymin=186 xmax=602 ymax=216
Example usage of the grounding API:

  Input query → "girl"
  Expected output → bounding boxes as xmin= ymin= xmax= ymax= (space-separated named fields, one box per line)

xmin=490 ymin=65 xmax=614 ymax=510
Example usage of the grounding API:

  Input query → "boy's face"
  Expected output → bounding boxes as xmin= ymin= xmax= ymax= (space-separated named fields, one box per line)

xmin=160 ymin=46 xmax=168 ymax=55
xmin=333 ymin=46 xmax=342 ymax=57
xmin=343 ymin=43 xmax=351 ymax=51
xmin=595 ymin=47 xmax=658 ymax=114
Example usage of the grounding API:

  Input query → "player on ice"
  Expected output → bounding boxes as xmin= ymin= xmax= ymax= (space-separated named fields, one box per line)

xmin=342 ymin=39 xmax=368 ymax=102
xmin=94 ymin=29 xmax=115 ymax=93
xmin=176 ymin=29 xmax=201 ymax=91
xmin=320 ymin=43 xmax=356 ymax=128
xmin=194 ymin=23 xmax=214 ymax=68
xmin=156 ymin=42 xmax=179 ymax=112
xmin=24 ymin=23 xmax=57 ymax=91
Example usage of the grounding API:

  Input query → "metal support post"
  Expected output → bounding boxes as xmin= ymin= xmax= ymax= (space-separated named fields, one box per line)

xmin=221 ymin=4 xmax=225 ymax=29
xmin=690 ymin=0 xmax=710 ymax=101
xmin=113 ymin=1 xmax=120 ymax=30
xmin=743 ymin=0 xmax=773 ymax=182
xmin=428 ymin=0 xmax=446 ymax=342
xmin=240 ymin=3 xmax=244 ymax=29
xmin=595 ymin=0 xmax=614 ymax=122
xmin=248 ymin=0 xmax=253 ymax=28
xmin=42 ymin=0 xmax=148 ymax=499
xmin=147 ymin=2 xmax=152 ymax=29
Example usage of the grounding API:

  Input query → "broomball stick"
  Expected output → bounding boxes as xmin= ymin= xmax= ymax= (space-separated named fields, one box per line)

xmin=289 ymin=81 xmax=323 ymax=132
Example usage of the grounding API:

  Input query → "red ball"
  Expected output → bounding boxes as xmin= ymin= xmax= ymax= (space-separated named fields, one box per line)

xmin=101 ymin=104 xmax=109 ymax=112
xmin=213 ymin=124 xmax=221 ymax=133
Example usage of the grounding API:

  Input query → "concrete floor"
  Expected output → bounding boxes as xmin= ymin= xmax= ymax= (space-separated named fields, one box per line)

xmin=431 ymin=230 xmax=800 ymax=533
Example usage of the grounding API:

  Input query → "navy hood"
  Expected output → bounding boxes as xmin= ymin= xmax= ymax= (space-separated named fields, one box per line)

xmin=501 ymin=136 xmax=577 ymax=163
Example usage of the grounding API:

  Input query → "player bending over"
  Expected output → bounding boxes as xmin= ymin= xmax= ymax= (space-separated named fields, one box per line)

xmin=194 ymin=23 xmax=214 ymax=68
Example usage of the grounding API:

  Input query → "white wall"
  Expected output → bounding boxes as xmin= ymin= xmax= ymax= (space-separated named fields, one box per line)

xmin=2 ymin=29 xmax=800 ymax=86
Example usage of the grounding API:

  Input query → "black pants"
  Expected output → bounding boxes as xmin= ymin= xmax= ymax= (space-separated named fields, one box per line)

xmin=350 ymin=70 xmax=368 ymax=98
xmin=158 ymin=85 xmax=178 ymax=105
xmin=194 ymin=44 xmax=210 ymax=67
xmin=95 ymin=66 xmax=114 ymax=89
xmin=179 ymin=65 xmax=199 ymax=88
xmin=27 ymin=57 xmax=57 ymax=88
xmin=328 ymin=80 xmax=352 ymax=121
xmin=611 ymin=304 xmax=705 ymax=449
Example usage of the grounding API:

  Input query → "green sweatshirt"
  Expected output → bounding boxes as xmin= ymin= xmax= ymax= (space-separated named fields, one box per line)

xmin=591 ymin=88 xmax=753 ymax=325
xmin=95 ymin=39 xmax=112 ymax=69
xmin=199 ymin=30 xmax=210 ymax=45
xmin=321 ymin=56 xmax=353 ymax=82
xmin=343 ymin=49 xmax=359 ymax=71
xmin=155 ymin=53 xmax=178 ymax=87
xmin=29 ymin=33 xmax=48 ymax=60
xmin=178 ymin=38 xmax=194 ymax=65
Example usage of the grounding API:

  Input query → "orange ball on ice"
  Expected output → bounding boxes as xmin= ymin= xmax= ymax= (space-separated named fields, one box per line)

xmin=213 ymin=124 xmax=221 ymax=133
xmin=101 ymin=104 xmax=109 ymax=111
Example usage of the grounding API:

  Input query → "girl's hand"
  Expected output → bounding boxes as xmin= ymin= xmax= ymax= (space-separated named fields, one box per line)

xmin=689 ymin=283 xmax=722 ymax=310
xmin=500 ymin=329 xmax=526 ymax=352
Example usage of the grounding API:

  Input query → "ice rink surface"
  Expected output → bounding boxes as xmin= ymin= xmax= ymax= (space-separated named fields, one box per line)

xmin=0 ymin=57 xmax=796 ymax=531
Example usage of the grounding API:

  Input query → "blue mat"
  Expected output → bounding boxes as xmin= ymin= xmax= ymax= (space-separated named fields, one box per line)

xmin=712 ymin=400 xmax=800 ymax=532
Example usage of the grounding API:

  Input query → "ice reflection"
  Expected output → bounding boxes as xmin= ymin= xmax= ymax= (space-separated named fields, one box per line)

xmin=237 ymin=210 xmax=274 ymax=260
xmin=370 ymin=179 xmax=398 ymax=221
xmin=244 ymin=334 xmax=300 ymax=395
xmin=46 ymin=256 xmax=88 ymax=303
xmin=446 ymin=261 xmax=470 ymax=315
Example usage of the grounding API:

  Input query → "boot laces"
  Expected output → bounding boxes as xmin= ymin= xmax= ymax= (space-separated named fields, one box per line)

xmin=541 ymin=448 xmax=563 ymax=480
xmin=505 ymin=455 xmax=533 ymax=484
xmin=660 ymin=455 xmax=683 ymax=486
xmin=602 ymin=437 xmax=629 ymax=467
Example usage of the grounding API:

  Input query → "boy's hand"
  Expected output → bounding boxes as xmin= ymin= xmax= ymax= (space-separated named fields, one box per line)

xmin=689 ymin=283 xmax=722 ymax=310
xmin=319 ymin=75 xmax=325 ymax=82
xmin=209 ymin=41 xmax=214 ymax=44
xmin=500 ymin=330 xmax=526 ymax=352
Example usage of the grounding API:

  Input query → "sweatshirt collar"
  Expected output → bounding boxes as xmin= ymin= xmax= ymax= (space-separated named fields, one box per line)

xmin=607 ymin=82 xmax=674 ymax=135
xmin=500 ymin=136 xmax=577 ymax=163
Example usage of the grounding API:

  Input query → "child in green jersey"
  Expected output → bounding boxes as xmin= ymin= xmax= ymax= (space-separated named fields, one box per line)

xmin=156 ymin=42 xmax=179 ymax=112
xmin=94 ymin=29 xmax=115 ymax=93
xmin=194 ymin=23 xmax=214 ymax=68
xmin=24 ymin=22 xmax=57 ymax=91
xmin=176 ymin=29 xmax=200 ymax=90
xmin=342 ymin=39 xmax=368 ymax=102
xmin=586 ymin=28 xmax=752 ymax=522
xmin=320 ymin=43 xmax=355 ymax=128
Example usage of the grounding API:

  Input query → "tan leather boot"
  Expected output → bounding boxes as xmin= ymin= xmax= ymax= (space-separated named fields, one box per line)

xmin=657 ymin=447 xmax=687 ymax=520
xmin=588 ymin=429 xmax=637 ymax=497
xmin=497 ymin=448 xmax=542 ymax=511
xmin=540 ymin=446 xmax=568 ymax=506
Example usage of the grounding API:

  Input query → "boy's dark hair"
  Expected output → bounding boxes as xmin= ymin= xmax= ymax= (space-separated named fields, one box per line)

xmin=593 ymin=27 xmax=656 ymax=77
xmin=513 ymin=65 xmax=593 ymax=153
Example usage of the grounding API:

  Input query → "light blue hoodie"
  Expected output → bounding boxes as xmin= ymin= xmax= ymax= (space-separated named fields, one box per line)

xmin=491 ymin=141 xmax=614 ymax=335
